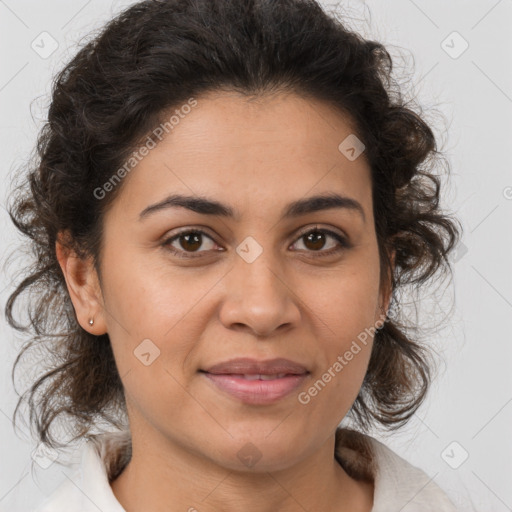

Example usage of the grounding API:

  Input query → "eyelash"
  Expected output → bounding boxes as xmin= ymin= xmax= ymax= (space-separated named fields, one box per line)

xmin=161 ymin=226 xmax=350 ymax=260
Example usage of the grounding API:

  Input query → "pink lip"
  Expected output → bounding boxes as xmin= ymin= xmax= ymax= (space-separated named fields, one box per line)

xmin=200 ymin=357 xmax=309 ymax=405
xmin=202 ymin=373 xmax=308 ymax=405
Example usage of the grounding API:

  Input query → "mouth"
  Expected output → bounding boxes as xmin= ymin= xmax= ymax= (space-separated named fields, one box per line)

xmin=199 ymin=357 xmax=310 ymax=405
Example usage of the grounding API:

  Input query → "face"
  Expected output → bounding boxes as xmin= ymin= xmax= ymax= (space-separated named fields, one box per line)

xmin=67 ymin=90 xmax=389 ymax=472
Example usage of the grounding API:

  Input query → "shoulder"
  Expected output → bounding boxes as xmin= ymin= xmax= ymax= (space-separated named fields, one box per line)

xmin=33 ymin=431 xmax=130 ymax=512
xmin=33 ymin=469 xmax=81 ymax=512
xmin=335 ymin=427 xmax=459 ymax=512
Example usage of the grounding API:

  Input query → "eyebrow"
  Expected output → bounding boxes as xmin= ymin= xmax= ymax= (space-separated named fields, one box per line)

xmin=139 ymin=192 xmax=366 ymax=223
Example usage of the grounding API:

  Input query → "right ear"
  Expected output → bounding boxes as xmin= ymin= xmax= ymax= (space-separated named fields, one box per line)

xmin=55 ymin=230 xmax=107 ymax=335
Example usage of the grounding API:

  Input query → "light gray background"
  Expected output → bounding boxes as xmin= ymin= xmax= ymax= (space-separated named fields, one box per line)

xmin=1 ymin=1 xmax=511 ymax=511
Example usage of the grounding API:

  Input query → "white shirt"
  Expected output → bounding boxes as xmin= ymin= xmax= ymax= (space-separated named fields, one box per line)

xmin=34 ymin=428 xmax=458 ymax=512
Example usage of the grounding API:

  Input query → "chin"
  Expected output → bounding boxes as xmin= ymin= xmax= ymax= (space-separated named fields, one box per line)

xmin=207 ymin=428 xmax=307 ymax=473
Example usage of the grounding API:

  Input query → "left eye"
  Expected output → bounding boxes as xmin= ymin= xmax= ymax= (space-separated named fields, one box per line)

xmin=162 ymin=227 xmax=349 ymax=259
xmin=291 ymin=228 xmax=348 ymax=256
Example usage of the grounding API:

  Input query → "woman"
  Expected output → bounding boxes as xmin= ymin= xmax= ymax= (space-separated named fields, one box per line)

xmin=6 ymin=0 xmax=461 ymax=510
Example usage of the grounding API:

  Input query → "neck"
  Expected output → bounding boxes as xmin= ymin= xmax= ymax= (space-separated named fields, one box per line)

xmin=110 ymin=427 xmax=373 ymax=512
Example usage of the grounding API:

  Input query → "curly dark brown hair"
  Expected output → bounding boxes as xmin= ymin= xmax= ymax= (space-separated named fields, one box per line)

xmin=5 ymin=0 xmax=460 ymax=450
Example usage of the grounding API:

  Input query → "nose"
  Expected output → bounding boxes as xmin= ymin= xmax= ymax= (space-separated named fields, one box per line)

xmin=218 ymin=249 xmax=301 ymax=338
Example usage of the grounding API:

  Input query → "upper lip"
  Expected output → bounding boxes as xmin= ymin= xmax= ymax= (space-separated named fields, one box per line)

xmin=202 ymin=357 xmax=309 ymax=375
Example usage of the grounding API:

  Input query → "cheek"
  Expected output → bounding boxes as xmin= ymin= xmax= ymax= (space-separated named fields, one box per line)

xmin=310 ymin=259 xmax=381 ymax=341
xmin=299 ymin=314 xmax=374 ymax=423
xmin=302 ymin=254 xmax=380 ymax=406
xmin=101 ymin=243 xmax=216 ymax=334
xmin=99 ymin=246 xmax=221 ymax=386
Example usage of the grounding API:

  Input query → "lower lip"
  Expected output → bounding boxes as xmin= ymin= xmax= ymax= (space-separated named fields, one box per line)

xmin=202 ymin=372 xmax=308 ymax=405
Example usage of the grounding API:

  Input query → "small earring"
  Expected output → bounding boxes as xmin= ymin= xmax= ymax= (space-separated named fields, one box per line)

xmin=88 ymin=318 xmax=94 ymax=326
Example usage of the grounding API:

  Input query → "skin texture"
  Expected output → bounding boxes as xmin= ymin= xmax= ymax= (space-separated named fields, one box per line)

xmin=56 ymin=90 xmax=391 ymax=512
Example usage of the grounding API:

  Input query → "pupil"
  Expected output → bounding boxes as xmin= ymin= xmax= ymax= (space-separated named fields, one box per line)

xmin=306 ymin=231 xmax=325 ymax=250
xmin=182 ymin=232 xmax=201 ymax=251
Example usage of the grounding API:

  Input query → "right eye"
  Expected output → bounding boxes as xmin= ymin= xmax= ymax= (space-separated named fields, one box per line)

xmin=161 ymin=229 xmax=222 ymax=259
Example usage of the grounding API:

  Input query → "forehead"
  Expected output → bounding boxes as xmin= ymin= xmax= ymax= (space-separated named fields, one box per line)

xmin=106 ymin=90 xmax=373 ymax=222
